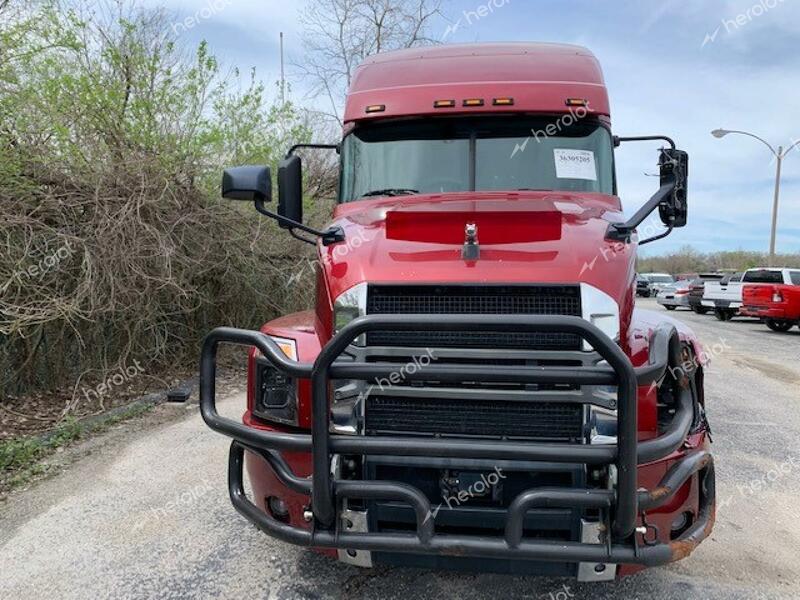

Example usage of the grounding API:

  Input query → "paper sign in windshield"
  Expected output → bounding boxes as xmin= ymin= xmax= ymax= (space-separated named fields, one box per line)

xmin=554 ymin=149 xmax=597 ymax=181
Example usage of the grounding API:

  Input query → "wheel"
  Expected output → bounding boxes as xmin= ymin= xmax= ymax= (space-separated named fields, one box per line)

xmin=693 ymin=306 xmax=710 ymax=315
xmin=765 ymin=319 xmax=794 ymax=332
xmin=665 ymin=305 xmax=676 ymax=311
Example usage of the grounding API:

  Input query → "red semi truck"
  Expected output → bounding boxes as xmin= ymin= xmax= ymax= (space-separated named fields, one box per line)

xmin=741 ymin=268 xmax=800 ymax=332
xmin=200 ymin=43 xmax=714 ymax=581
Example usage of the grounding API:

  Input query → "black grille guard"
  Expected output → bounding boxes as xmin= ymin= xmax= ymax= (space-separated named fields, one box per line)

xmin=199 ymin=315 xmax=715 ymax=566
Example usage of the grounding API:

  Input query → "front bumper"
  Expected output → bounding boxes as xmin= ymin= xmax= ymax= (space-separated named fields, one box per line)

xmin=200 ymin=315 xmax=714 ymax=575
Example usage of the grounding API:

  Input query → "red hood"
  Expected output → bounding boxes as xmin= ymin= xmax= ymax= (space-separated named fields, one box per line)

xmin=314 ymin=191 xmax=637 ymax=343
xmin=320 ymin=191 xmax=635 ymax=299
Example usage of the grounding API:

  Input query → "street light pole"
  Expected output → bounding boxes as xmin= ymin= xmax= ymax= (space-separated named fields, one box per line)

xmin=770 ymin=148 xmax=782 ymax=266
xmin=711 ymin=129 xmax=800 ymax=267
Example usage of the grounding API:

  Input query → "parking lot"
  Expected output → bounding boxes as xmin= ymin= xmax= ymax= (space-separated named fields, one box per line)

xmin=1 ymin=299 xmax=799 ymax=600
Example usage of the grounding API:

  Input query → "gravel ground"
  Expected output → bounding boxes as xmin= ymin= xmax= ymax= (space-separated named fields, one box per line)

xmin=1 ymin=298 xmax=799 ymax=600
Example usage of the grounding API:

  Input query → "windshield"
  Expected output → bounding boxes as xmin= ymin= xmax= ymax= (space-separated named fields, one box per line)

xmin=339 ymin=117 xmax=615 ymax=202
xmin=649 ymin=275 xmax=674 ymax=283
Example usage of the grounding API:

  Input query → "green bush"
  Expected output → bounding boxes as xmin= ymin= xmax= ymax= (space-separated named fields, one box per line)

xmin=0 ymin=1 xmax=322 ymax=399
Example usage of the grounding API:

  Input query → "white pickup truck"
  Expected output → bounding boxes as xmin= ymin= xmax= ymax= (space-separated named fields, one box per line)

xmin=702 ymin=268 xmax=797 ymax=320
xmin=702 ymin=273 xmax=743 ymax=320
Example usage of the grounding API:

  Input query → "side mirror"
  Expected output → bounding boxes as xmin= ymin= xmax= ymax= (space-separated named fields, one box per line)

xmin=658 ymin=149 xmax=688 ymax=228
xmin=221 ymin=165 xmax=272 ymax=201
xmin=277 ymin=155 xmax=303 ymax=229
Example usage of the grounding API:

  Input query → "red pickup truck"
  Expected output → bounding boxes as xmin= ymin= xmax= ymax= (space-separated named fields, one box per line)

xmin=741 ymin=268 xmax=800 ymax=332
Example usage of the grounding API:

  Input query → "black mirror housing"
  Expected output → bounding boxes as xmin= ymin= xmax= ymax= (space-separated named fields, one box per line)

xmin=222 ymin=166 xmax=272 ymax=202
xmin=278 ymin=155 xmax=303 ymax=229
xmin=658 ymin=149 xmax=688 ymax=228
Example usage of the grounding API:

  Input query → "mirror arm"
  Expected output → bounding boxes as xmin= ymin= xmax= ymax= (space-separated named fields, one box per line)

xmin=286 ymin=143 xmax=340 ymax=158
xmin=606 ymin=180 xmax=676 ymax=243
xmin=254 ymin=198 xmax=345 ymax=246
xmin=639 ymin=223 xmax=674 ymax=246
xmin=289 ymin=228 xmax=318 ymax=246
xmin=614 ymin=135 xmax=676 ymax=149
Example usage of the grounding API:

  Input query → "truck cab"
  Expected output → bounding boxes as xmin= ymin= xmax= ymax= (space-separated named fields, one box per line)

xmin=200 ymin=43 xmax=713 ymax=581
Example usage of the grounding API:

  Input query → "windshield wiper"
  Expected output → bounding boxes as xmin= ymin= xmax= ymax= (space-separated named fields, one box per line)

xmin=360 ymin=188 xmax=419 ymax=198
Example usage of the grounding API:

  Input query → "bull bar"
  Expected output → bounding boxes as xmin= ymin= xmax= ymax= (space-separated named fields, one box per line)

xmin=199 ymin=315 xmax=715 ymax=567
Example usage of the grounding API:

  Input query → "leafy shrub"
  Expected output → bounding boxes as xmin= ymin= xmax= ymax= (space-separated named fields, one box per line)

xmin=0 ymin=1 xmax=323 ymax=400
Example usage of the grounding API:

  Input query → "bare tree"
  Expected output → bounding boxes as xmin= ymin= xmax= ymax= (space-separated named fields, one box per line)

xmin=296 ymin=0 xmax=444 ymax=125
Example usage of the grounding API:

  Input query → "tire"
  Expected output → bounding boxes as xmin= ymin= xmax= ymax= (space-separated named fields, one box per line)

xmin=665 ymin=305 xmax=676 ymax=311
xmin=765 ymin=319 xmax=794 ymax=332
xmin=715 ymin=308 xmax=734 ymax=321
xmin=693 ymin=306 xmax=710 ymax=315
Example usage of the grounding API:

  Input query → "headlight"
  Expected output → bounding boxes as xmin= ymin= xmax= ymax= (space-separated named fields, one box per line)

xmin=581 ymin=285 xmax=621 ymax=436
xmin=253 ymin=336 xmax=298 ymax=425
xmin=589 ymin=405 xmax=618 ymax=444
xmin=580 ymin=283 xmax=620 ymax=351
xmin=333 ymin=282 xmax=368 ymax=345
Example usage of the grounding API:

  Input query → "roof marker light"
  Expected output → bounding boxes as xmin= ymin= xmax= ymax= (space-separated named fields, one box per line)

xmin=365 ymin=104 xmax=386 ymax=113
xmin=493 ymin=97 xmax=515 ymax=106
xmin=463 ymin=98 xmax=485 ymax=107
xmin=566 ymin=98 xmax=588 ymax=107
xmin=433 ymin=99 xmax=456 ymax=108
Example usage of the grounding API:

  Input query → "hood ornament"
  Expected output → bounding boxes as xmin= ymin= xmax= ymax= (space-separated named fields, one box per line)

xmin=462 ymin=223 xmax=480 ymax=261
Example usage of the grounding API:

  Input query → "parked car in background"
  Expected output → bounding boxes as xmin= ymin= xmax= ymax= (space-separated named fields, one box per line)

xmin=657 ymin=279 xmax=693 ymax=310
xmin=703 ymin=272 xmax=744 ymax=320
xmin=740 ymin=268 xmax=800 ymax=332
xmin=642 ymin=272 xmax=674 ymax=297
xmin=688 ymin=273 xmax=725 ymax=315
xmin=636 ymin=274 xmax=652 ymax=297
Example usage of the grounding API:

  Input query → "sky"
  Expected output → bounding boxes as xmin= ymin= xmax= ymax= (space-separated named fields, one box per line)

xmin=143 ymin=0 xmax=800 ymax=257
